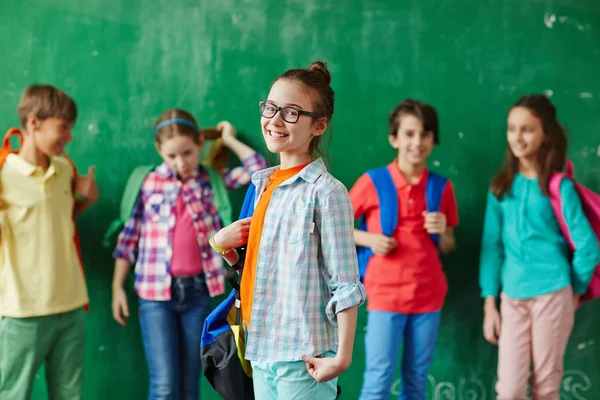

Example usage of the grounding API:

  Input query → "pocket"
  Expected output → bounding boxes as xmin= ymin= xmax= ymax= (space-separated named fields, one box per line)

xmin=144 ymin=194 xmax=167 ymax=223
xmin=279 ymin=201 xmax=315 ymax=244
xmin=5 ymin=201 xmax=35 ymax=238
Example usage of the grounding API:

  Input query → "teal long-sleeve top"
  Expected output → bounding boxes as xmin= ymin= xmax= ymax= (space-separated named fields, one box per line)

xmin=479 ymin=173 xmax=600 ymax=299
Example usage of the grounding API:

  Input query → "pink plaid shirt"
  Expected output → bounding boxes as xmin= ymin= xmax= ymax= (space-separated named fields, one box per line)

xmin=114 ymin=153 xmax=267 ymax=300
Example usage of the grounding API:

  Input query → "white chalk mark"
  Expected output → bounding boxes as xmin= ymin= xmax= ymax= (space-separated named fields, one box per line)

xmin=23 ymin=70 xmax=28 ymax=76
xmin=87 ymin=124 xmax=100 ymax=135
xmin=596 ymin=144 xmax=600 ymax=157
xmin=458 ymin=132 xmax=464 ymax=138
xmin=544 ymin=13 xmax=556 ymax=28
xmin=433 ymin=160 xmax=441 ymax=167
xmin=580 ymin=92 xmax=593 ymax=99
xmin=98 ymin=345 xmax=105 ymax=352
xmin=559 ymin=16 xmax=568 ymax=23
xmin=544 ymin=89 xmax=554 ymax=97
xmin=231 ymin=14 xmax=240 ymax=24
xmin=92 ymin=50 xmax=99 ymax=56
xmin=89 ymin=39 xmax=95 ymax=45
xmin=577 ymin=25 xmax=585 ymax=31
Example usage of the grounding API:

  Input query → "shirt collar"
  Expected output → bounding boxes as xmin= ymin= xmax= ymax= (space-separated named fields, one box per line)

xmin=388 ymin=159 xmax=429 ymax=189
xmin=251 ymin=157 xmax=327 ymax=187
xmin=7 ymin=153 xmax=58 ymax=178
xmin=156 ymin=162 xmax=201 ymax=180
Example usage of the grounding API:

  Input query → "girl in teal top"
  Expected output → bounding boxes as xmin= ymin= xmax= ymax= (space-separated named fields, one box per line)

xmin=479 ymin=94 xmax=600 ymax=400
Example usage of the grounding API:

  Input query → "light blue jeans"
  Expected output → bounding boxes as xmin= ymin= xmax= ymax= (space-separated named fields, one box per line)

xmin=359 ymin=310 xmax=441 ymax=400
xmin=251 ymin=351 xmax=338 ymax=400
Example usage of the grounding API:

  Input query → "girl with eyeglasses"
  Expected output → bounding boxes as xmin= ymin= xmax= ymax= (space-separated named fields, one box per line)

xmin=210 ymin=61 xmax=366 ymax=399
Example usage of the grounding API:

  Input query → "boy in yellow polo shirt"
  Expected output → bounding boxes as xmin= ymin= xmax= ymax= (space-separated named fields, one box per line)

xmin=0 ymin=84 xmax=99 ymax=399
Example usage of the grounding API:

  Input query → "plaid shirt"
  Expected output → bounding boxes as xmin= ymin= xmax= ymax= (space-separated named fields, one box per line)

xmin=114 ymin=153 xmax=267 ymax=300
xmin=244 ymin=158 xmax=366 ymax=363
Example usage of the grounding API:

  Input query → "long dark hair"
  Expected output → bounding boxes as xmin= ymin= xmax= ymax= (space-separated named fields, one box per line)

xmin=491 ymin=94 xmax=567 ymax=199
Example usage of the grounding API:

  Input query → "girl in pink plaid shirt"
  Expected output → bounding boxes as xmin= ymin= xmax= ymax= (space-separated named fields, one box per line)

xmin=111 ymin=108 xmax=266 ymax=399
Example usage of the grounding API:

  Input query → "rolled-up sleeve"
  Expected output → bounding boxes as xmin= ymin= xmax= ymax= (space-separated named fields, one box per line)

xmin=319 ymin=184 xmax=366 ymax=325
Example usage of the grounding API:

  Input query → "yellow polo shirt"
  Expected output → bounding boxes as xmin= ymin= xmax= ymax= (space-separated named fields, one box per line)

xmin=0 ymin=154 xmax=88 ymax=318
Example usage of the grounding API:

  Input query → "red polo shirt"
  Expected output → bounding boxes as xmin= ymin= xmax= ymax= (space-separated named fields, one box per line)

xmin=349 ymin=161 xmax=459 ymax=313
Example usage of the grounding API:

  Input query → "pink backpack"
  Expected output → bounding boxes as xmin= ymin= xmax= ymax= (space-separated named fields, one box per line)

xmin=549 ymin=160 xmax=600 ymax=303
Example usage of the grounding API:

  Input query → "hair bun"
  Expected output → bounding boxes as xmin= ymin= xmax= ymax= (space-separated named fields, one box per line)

xmin=308 ymin=61 xmax=331 ymax=85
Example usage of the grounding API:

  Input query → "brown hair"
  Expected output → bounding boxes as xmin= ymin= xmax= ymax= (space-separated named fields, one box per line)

xmin=18 ymin=84 xmax=77 ymax=127
xmin=153 ymin=108 xmax=201 ymax=146
xmin=276 ymin=60 xmax=335 ymax=159
xmin=491 ymin=94 xmax=567 ymax=199
xmin=389 ymin=99 xmax=439 ymax=144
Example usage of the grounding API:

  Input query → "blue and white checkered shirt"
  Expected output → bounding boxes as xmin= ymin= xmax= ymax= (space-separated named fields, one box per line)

xmin=244 ymin=158 xmax=366 ymax=363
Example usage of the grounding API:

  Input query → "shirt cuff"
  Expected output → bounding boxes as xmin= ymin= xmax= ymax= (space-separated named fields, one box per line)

xmin=325 ymin=280 xmax=366 ymax=326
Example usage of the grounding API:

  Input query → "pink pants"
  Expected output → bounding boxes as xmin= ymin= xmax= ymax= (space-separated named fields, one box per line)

xmin=496 ymin=286 xmax=575 ymax=400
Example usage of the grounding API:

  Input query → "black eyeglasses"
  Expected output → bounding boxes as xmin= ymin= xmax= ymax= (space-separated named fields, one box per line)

xmin=259 ymin=101 xmax=320 ymax=124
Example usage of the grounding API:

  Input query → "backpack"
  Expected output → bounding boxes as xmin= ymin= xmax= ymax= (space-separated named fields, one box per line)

xmin=102 ymin=163 xmax=232 ymax=248
xmin=0 ymin=128 xmax=89 ymax=311
xmin=201 ymin=182 xmax=344 ymax=399
xmin=549 ymin=159 xmax=600 ymax=303
xmin=201 ymin=183 xmax=256 ymax=400
xmin=356 ymin=166 xmax=448 ymax=281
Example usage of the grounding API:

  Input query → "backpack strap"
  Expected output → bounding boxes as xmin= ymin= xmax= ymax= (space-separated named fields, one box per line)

xmin=425 ymin=172 xmax=448 ymax=245
xmin=548 ymin=160 xmax=574 ymax=246
xmin=102 ymin=165 xmax=156 ymax=248
xmin=203 ymin=164 xmax=233 ymax=227
xmin=239 ymin=182 xmax=257 ymax=219
xmin=366 ymin=167 xmax=399 ymax=236
xmin=356 ymin=167 xmax=398 ymax=281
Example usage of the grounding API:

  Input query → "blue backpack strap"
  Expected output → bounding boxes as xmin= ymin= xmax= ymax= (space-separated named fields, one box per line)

xmin=367 ymin=167 xmax=399 ymax=235
xmin=356 ymin=167 xmax=398 ymax=281
xmin=425 ymin=171 xmax=448 ymax=245
xmin=239 ymin=182 xmax=257 ymax=219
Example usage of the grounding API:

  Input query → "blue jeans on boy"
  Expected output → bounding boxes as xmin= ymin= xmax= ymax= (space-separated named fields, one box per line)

xmin=139 ymin=274 xmax=212 ymax=400
xmin=359 ymin=310 xmax=441 ymax=400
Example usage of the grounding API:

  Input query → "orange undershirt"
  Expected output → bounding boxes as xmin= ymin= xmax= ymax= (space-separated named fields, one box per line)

xmin=240 ymin=163 xmax=309 ymax=328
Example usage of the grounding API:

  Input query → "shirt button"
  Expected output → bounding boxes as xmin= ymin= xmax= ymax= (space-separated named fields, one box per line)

xmin=408 ymin=199 xmax=414 ymax=204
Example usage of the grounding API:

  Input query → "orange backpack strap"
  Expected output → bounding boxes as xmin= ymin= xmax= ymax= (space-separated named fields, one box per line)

xmin=0 ymin=128 xmax=23 ymax=168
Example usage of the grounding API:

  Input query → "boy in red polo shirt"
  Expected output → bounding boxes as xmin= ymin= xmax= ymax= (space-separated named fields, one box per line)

xmin=351 ymin=99 xmax=459 ymax=400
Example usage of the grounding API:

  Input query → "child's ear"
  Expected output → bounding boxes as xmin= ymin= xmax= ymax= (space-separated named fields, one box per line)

xmin=312 ymin=117 xmax=328 ymax=137
xmin=25 ymin=113 xmax=40 ymax=133
xmin=388 ymin=134 xmax=399 ymax=149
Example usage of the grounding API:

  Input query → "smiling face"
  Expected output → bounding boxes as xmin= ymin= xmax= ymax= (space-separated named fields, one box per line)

xmin=27 ymin=116 xmax=74 ymax=157
xmin=260 ymin=79 xmax=327 ymax=167
xmin=506 ymin=106 xmax=545 ymax=162
xmin=389 ymin=113 xmax=435 ymax=169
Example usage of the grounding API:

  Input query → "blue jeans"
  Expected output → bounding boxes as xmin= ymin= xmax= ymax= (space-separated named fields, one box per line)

xmin=139 ymin=274 xmax=212 ymax=400
xmin=359 ymin=311 xmax=441 ymax=400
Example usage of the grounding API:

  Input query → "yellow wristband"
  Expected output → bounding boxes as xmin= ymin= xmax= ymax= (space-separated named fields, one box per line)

xmin=209 ymin=236 xmax=230 ymax=255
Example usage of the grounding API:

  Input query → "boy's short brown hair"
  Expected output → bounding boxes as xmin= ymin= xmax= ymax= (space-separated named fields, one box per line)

xmin=18 ymin=84 xmax=77 ymax=127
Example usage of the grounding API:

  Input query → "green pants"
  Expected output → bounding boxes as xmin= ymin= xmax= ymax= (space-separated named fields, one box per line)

xmin=0 ymin=308 xmax=85 ymax=400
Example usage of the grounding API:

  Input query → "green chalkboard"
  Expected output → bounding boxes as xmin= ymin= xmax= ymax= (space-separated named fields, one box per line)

xmin=1 ymin=0 xmax=599 ymax=399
